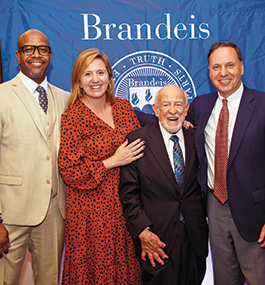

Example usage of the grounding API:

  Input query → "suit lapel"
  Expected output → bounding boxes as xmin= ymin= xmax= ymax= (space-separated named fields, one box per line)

xmin=47 ymin=83 xmax=61 ymax=153
xmin=12 ymin=75 xmax=49 ymax=145
xmin=195 ymin=93 xmax=218 ymax=158
xmin=228 ymin=87 xmax=255 ymax=169
xmin=182 ymin=128 xmax=195 ymax=192
xmin=146 ymin=122 xmax=178 ymax=189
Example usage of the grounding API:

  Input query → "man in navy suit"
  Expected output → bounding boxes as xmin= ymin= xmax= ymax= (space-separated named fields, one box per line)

xmin=119 ymin=85 xmax=208 ymax=285
xmin=187 ymin=41 xmax=265 ymax=284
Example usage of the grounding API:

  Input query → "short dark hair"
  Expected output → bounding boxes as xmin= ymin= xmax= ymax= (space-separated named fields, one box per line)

xmin=207 ymin=41 xmax=243 ymax=65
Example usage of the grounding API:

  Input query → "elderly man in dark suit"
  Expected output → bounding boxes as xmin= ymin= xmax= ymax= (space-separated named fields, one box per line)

xmin=119 ymin=85 xmax=208 ymax=285
xmin=187 ymin=41 xmax=265 ymax=285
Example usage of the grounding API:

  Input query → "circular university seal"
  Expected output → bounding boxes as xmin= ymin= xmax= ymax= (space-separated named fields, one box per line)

xmin=112 ymin=51 xmax=196 ymax=114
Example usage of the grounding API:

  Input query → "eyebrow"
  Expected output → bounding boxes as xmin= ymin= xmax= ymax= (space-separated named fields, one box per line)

xmin=211 ymin=60 xmax=236 ymax=66
xmin=160 ymin=100 xmax=184 ymax=105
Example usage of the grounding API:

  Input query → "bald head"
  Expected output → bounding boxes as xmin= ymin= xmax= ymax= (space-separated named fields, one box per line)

xmin=153 ymin=85 xmax=189 ymax=134
xmin=17 ymin=29 xmax=50 ymax=50
xmin=15 ymin=29 xmax=52 ymax=84
xmin=156 ymin=85 xmax=187 ymax=105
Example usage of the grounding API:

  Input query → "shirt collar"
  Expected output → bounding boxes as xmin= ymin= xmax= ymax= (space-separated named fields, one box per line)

xmin=217 ymin=83 xmax=243 ymax=108
xmin=159 ymin=121 xmax=184 ymax=144
xmin=19 ymin=71 xmax=48 ymax=94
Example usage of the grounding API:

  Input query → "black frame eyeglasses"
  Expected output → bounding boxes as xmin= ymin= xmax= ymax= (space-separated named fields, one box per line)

xmin=18 ymin=45 xmax=51 ymax=56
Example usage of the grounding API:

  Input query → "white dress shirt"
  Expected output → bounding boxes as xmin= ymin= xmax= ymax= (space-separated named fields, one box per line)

xmin=159 ymin=121 xmax=186 ymax=172
xmin=19 ymin=71 xmax=48 ymax=101
xmin=204 ymin=83 xmax=243 ymax=189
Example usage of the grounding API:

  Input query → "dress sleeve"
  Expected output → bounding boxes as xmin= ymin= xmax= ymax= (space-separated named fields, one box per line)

xmin=130 ymin=106 xmax=141 ymax=130
xmin=121 ymin=99 xmax=141 ymax=131
xmin=58 ymin=111 xmax=108 ymax=191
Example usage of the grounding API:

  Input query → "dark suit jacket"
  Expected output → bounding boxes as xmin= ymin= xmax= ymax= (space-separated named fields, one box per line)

xmin=119 ymin=121 xmax=208 ymax=273
xmin=187 ymin=85 xmax=265 ymax=242
xmin=134 ymin=109 xmax=157 ymax=127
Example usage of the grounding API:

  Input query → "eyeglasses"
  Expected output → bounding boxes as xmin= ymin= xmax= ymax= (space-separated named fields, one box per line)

xmin=18 ymin=45 xmax=51 ymax=56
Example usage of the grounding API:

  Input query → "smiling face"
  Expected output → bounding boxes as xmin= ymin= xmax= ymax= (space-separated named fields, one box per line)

xmin=209 ymin=46 xmax=244 ymax=98
xmin=152 ymin=85 xmax=189 ymax=134
xmin=79 ymin=58 xmax=110 ymax=102
xmin=15 ymin=29 xmax=53 ymax=84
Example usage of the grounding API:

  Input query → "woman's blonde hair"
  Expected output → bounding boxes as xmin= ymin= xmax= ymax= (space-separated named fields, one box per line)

xmin=67 ymin=48 xmax=115 ymax=107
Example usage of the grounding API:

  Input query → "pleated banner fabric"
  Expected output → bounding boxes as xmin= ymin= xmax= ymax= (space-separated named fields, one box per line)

xmin=1 ymin=0 xmax=265 ymax=113
xmin=1 ymin=1 xmax=263 ymax=284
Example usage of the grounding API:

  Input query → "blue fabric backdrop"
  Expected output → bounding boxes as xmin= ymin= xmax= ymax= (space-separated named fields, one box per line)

xmin=1 ymin=0 xmax=265 ymax=110
xmin=1 ymin=1 xmax=262 ymax=283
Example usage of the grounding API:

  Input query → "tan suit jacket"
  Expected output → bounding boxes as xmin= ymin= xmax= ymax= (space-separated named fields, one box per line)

xmin=0 ymin=75 xmax=69 ymax=226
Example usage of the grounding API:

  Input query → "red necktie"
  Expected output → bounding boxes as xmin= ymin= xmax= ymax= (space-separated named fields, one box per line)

xmin=214 ymin=99 xmax=229 ymax=204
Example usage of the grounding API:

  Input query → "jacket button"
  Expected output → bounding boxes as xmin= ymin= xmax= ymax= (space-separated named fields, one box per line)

xmin=173 ymin=221 xmax=178 ymax=226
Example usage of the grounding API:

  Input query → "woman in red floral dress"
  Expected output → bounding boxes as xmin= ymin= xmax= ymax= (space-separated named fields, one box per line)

xmin=58 ymin=48 xmax=144 ymax=284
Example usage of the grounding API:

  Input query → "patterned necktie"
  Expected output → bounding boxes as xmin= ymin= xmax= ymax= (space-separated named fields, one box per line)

xmin=171 ymin=135 xmax=185 ymax=222
xmin=36 ymin=85 xmax=48 ymax=114
xmin=171 ymin=135 xmax=184 ymax=191
xmin=214 ymin=98 xmax=229 ymax=204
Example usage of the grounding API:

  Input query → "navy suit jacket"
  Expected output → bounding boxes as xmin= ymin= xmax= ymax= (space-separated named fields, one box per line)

xmin=187 ymin=85 xmax=265 ymax=242
xmin=134 ymin=109 xmax=157 ymax=127
xmin=119 ymin=121 xmax=208 ymax=274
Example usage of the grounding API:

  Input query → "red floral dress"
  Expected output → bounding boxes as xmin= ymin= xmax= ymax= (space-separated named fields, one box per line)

xmin=58 ymin=98 xmax=142 ymax=284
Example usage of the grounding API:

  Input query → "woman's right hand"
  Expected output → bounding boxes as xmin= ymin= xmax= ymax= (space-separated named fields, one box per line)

xmin=103 ymin=138 xmax=145 ymax=170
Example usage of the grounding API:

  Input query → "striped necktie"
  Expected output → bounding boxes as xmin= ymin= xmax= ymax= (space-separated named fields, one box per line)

xmin=171 ymin=135 xmax=185 ymax=222
xmin=171 ymin=135 xmax=184 ymax=192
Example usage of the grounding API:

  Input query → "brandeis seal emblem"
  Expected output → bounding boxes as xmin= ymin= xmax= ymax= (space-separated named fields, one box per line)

xmin=112 ymin=51 xmax=196 ymax=114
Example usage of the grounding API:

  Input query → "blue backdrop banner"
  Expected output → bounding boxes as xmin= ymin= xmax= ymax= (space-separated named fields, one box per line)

xmin=1 ymin=0 xmax=265 ymax=113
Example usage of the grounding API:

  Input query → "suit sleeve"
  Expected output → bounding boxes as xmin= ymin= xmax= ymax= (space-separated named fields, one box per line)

xmin=186 ymin=97 xmax=196 ymax=125
xmin=134 ymin=109 xmax=157 ymax=127
xmin=119 ymin=148 xmax=153 ymax=240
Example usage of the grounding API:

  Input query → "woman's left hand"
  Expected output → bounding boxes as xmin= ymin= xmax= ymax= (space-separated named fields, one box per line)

xmin=103 ymin=138 xmax=145 ymax=169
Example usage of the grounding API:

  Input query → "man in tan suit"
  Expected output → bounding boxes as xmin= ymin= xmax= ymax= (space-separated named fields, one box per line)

xmin=0 ymin=29 xmax=69 ymax=285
